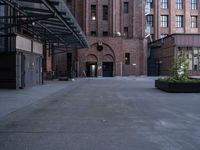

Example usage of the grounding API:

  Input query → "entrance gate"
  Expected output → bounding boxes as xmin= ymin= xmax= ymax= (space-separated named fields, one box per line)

xmin=103 ymin=62 xmax=113 ymax=77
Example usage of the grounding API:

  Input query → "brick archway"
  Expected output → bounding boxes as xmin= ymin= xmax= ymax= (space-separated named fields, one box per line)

xmin=86 ymin=54 xmax=98 ymax=62
xmin=103 ymin=54 xmax=114 ymax=62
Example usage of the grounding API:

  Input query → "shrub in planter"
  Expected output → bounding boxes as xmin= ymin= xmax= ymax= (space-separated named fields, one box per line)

xmin=155 ymin=56 xmax=200 ymax=92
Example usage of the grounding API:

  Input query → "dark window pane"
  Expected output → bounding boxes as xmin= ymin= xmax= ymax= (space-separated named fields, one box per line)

xmin=125 ymin=53 xmax=130 ymax=65
xmin=103 ymin=31 xmax=108 ymax=36
xmin=91 ymin=31 xmax=97 ymax=36
xmin=91 ymin=5 xmax=96 ymax=20
xmin=124 ymin=27 xmax=128 ymax=38
xmin=103 ymin=5 xmax=108 ymax=20
xmin=124 ymin=2 xmax=129 ymax=13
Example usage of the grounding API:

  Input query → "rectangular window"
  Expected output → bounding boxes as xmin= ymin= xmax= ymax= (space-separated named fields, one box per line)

xmin=176 ymin=15 xmax=183 ymax=28
xmin=146 ymin=0 xmax=153 ymax=8
xmin=147 ymin=15 xmax=153 ymax=27
xmin=0 ymin=5 xmax=5 ymax=29
xmin=124 ymin=2 xmax=129 ymax=13
xmin=91 ymin=5 xmax=96 ymax=21
xmin=187 ymin=48 xmax=193 ymax=70
xmin=0 ymin=5 xmax=5 ymax=51
xmin=178 ymin=47 xmax=200 ymax=71
xmin=103 ymin=5 xmax=108 ymax=21
xmin=125 ymin=53 xmax=130 ymax=65
xmin=160 ymin=15 xmax=168 ymax=27
xmin=103 ymin=31 xmax=108 ymax=37
xmin=91 ymin=31 xmax=96 ymax=36
xmin=124 ymin=27 xmax=128 ymax=38
xmin=177 ymin=47 xmax=193 ymax=70
xmin=191 ymin=16 xmax=198 ymax=28
xmin=191 ymin=0 xmax=197 ymax=10
xmin=160 ymin=0 xmax=168 ymax=8
xmin=176 ymin=0 xmax=183 ymax=9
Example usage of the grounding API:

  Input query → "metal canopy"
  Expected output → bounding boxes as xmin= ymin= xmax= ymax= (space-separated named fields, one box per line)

xmin=0 ymin=0 xmax=89 ymax=49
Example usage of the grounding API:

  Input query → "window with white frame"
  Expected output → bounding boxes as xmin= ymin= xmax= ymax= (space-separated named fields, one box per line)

xmin=176 ymin=0 xmax=183 ymax=9
xmin=177 ymin=47 xmax=200 ymax=70
xmin=146 ymin=0 xmax=153 ymax=8
xmin=191 ymin=16 xmax=198 ymax=28
xmin=160 ymin=15 xmax=168 ymax=27
xmin=160 ymin=0 xmax=168 ymax=8
xmin=147 ymin=15 xmax=153 ymax=27
xmin=176 ymin=15 xmax=183 ymax=28
xmin=191 ymin=0 xmax=197 ymax=10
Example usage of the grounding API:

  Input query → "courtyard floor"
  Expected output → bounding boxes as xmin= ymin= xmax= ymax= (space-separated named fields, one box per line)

xmin=0 ymin=77 xmax=200 ymax=150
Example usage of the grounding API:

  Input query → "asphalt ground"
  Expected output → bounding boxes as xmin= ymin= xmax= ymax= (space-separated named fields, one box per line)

xmin=0 ymin=77 xmax=200 ymax=150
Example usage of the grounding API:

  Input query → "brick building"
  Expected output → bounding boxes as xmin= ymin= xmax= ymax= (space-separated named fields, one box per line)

xmin=53 ymin=0 xmax=200 ymax=77
xmin=67 ymin=0 xmax=146 ymax=77
xmin=149 ymin=34 xmax=200 ymax=76
xmin=146 ymin=0 xmax=200 ymax=40
xmin=146 ymin=0 xmax=200 ymax=76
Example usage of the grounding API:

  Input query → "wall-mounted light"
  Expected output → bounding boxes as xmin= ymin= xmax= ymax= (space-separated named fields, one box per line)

xmin=92 ymin=16 xmax=96 ymax=21
xmin=116 ymin=32 xmax=121 ymax=36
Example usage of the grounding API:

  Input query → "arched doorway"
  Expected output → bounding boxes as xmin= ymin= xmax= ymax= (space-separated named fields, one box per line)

xmin=86 ymin=54 xmax=98 ymax=77
xmin=83 ymin=42 xmax=115 ymax=77
xmin=102 ymin=54 xmax=114 ymax=77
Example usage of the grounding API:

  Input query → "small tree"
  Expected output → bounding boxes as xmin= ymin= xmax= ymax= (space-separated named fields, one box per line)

xmin=172 ymin=56 xmax=189 ymax=81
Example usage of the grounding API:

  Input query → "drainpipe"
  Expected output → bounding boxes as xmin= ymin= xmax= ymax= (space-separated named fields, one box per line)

xmin=120 ymin=61 xmax=123 ymax=76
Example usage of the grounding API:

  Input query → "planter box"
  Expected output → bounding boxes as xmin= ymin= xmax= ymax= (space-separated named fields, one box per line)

xmin=155 ymin=80 xmax=200 ymax=93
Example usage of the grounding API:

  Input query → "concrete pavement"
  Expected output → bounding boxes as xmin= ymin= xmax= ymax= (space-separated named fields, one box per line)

xmin=0 ymin=77 xmax=200 ymax=150
xmin=0 ymin=80 xmax=79 ymax=118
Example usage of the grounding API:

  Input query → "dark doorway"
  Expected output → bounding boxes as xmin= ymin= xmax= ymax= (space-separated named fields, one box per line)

xmin=67 ymin=53 xmax=72 ymax=78
xmin=103 ymin=62 xmax=113 ymax=77
xmin=21 ymin=54 xmax=25 ymax=89
xmin=147 ymin=58 xmax=160 ymax=76
xmin=86 ymin=62 xmax=97 ymax=77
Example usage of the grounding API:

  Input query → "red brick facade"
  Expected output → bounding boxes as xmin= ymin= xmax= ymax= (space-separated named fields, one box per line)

xmin=50 ymin=0 xmax=200 ymax=77
xmin=149 ymin=34 xmax=200 ymax=76
xmin=147 ymin=0 xmax=200 ymax=40
xmin=70 ymin=0 xmax=146 ymax=77
xmin=78 ymin=37 xmax=145 ymax=76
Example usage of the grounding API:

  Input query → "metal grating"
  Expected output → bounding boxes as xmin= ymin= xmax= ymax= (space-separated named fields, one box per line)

xmin=0 ymin=0 xmax=89 ymax=49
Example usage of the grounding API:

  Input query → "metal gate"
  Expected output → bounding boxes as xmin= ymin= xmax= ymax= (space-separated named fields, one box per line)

xmin=103 ymin=62 xmax=113 ymax=77
xmin=147 ymin=58 xmax=160 ymax=76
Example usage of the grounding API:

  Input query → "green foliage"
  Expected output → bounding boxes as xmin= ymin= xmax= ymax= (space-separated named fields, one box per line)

xmin=158 ymin=76 xmax=200 ymax=83
xmin=172 ymin=56 xmax=189 ymax=81
xmin=158 ymin=56 xmax=200 ymax=83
